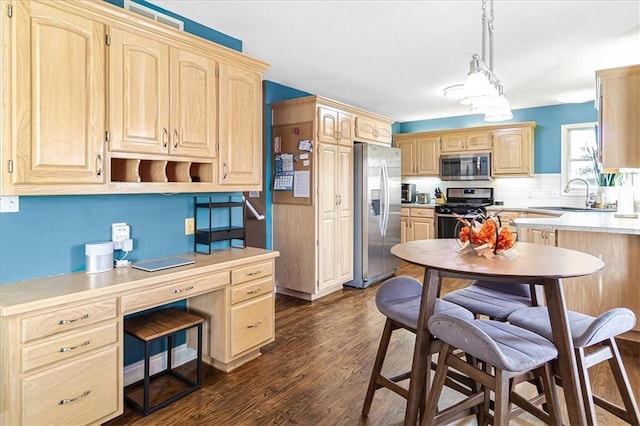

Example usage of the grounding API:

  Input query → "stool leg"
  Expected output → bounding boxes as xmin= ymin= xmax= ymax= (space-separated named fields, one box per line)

xmin=423 ymin=344 xmax=451 ymax=425
xmin=362 ymin=319 xmax=394 ymax=416
xmin=197 ymin=323 xmax=203 ymax=387
xmin=539 ymin=362 xmax=563 ymax=425
xmin=494 ymin=368 xmax=509 ymax=426
xmin=606 ymin=338 xmax=640 ymax=425
xmin=143 ymin=340 xmax=150 ymax=415
xmin=576 ymin=346 xmax=598 ymax=426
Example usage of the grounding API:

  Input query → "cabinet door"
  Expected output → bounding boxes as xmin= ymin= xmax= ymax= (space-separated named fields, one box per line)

xmin=598 ymin=66 xmax=640 ymax=168
xmin=493 ymin=128 xmax=532 ymax=175
xmin=412 ymin=219 xmax=433 ymax=241
xmin=109 ymin=27 xmax=170 ymax=155
xmin=337 ymin=146 xmax=353 ymax=283
xmin=396 ymin=139 xmax=416 ymax=176
xmin=218 ymin=62 xmax=262 ymax=186
xmin=466 ymin=131 xmax=492 ymax=151
xmin=440 ymin=134 xmax=466 ymax=153
xmin=317 ymin=143 xmax=338 ymax=291
xmin=169 ymin=47 xmax=217 ymax=158
xmin=401 ymin=217 xmax=412 ymax=243
xmin=13 ymin=1 xmax=105 ymax=184
xmin=337 ymin=112 xmax=355 ymax=146
xmin=318 ymin=107 xmax=338 ymax=144
xmin=415 ymin=137 xmax=440 ymax=175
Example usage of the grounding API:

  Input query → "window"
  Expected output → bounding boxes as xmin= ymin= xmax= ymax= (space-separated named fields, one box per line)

xmin=561 ymin=122 xmax=598 ymax=192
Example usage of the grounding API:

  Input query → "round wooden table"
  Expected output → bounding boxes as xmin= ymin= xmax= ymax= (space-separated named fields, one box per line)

xmin=391 ymin=239 xmax=605 ymax=426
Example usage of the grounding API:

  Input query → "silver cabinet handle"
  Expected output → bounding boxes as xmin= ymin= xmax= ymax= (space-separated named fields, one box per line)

xmin=96 ymin=151 xmax=102 ymax=177
xmin=58 ymin=314 xmax=90 ymax=325
xmin=173 ymin=128 xmax=179 ymax=149
xmin=246 ymin=288 xmax=261 ymax=295
xmin=172 ymin=285 xmax=194 ymax=294
xmin=247 ymin=321 xmax=262 ymax=329
xmin=59 ymin=340 xmax=91 ymax=353
xmin=59 ymin=390 xmax=91 ymax=405
xmin=162 ymin=127 xmax=168 ymax=148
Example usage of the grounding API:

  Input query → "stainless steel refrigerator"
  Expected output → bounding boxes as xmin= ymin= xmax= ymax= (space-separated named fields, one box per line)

xmin=345 ymin=143 xmax=401 ymax=288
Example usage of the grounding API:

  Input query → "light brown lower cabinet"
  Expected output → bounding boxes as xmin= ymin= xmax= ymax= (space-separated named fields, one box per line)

xmin=401 ymin=207 xmax=434 ymax=242
xmin=0 ymin=248 xmax=278 ymax=425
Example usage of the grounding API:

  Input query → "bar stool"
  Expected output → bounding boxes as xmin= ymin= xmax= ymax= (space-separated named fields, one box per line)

xmin=443 ymin=280 xmax=536 ymax=321
xmin=124 ymin=308 xmax=204 ymax=415
xmin=362 ymin=276 xmax=475 ymax=418
xmin=425 ymin=312 xmax=563 ymax=426
xmin=508 ymin=306 xmax=640 ymax=425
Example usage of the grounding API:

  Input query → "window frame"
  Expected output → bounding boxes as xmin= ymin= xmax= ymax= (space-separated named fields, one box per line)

xmin=560 ymin=122 xmax=598 ymax=197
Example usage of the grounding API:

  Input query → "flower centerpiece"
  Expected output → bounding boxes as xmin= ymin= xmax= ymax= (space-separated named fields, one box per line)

xmin=455 ymin=212 xmax=517 ymax=259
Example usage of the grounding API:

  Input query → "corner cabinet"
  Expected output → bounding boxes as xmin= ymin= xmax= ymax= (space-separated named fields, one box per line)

xmin=1 ymin=0 xmax=268 ymax=195
xmin=597 ymin=64 xmax=640 ymax=168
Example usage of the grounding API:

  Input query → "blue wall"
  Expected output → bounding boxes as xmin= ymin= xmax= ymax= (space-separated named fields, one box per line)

xmin=398 ymin=102 xmax=598 ymax=174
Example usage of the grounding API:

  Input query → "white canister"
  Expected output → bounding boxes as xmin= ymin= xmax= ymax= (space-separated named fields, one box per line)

xmin=85 ymin=241 xmax=114 ymax=273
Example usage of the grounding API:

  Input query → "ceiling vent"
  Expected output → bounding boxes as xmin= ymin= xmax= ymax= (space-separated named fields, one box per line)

xmin=124 ymin=0 xmax=184 ymax=31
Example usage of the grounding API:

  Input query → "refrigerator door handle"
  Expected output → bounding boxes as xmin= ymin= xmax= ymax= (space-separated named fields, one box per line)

xmin=380 ymin=160 xmax=389 ymax=237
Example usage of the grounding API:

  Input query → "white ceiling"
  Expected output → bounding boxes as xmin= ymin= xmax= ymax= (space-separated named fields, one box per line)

xmin=148 ymin=0 xmax=640 ymax=122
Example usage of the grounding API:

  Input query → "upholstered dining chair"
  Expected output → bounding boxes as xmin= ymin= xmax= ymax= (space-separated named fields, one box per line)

xmin=426 ymin=312 xmax=563 ymax=426
xmin=443 ymin=280 xmax=537 ymax=321
xmin=508 ymin=306 xmax=640 ymax=425
xmin=362 ymin=276 xmax=476 ymax=419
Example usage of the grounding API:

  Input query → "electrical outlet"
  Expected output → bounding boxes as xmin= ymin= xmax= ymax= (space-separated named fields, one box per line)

xmin=185 ymin=218 xmax=195 ymax=235
xmin=112 ymin=222 xmax=130 ymax=250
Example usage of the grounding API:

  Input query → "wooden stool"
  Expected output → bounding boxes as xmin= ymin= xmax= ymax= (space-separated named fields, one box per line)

xmin=124 ymin=308 xmax=204 ymax=415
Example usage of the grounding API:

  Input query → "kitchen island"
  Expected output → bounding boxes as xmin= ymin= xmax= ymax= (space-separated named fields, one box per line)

xmin=512 ymin=209 xmax=640 ymax=340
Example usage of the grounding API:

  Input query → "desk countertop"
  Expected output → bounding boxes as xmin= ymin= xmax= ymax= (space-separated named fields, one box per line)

xmin=0 ymin=247 xmax=279 ymax=316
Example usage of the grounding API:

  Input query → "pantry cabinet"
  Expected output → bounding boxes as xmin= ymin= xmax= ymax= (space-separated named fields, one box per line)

xmin=318 ymin=107 xmax=355 ymax=146
xmin=596 ymin=64 xmax=640 ymax=168
xmin=10 ymin=0 xmax=106 ymax=186
xmin=1 ymin=0 xmax=268 ymax=195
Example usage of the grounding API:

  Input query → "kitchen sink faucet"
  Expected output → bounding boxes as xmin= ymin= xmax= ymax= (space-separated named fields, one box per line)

xmin=564 ymin=178 xmax=593 ymax=207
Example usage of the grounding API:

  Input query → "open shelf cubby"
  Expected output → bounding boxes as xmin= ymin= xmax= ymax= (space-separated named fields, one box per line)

xmin=111 ymin=159 xmax=214 ymax=184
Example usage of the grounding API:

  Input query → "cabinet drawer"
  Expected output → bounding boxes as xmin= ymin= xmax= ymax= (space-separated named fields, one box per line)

xmin=21 ymin=298 xmax=117 ymax=343
xmin=121 ymin=271 xmax=229 ymax=313
xmin=22 ymin=322 xmax=119 ymax=373
xmin=231 ymin=261 xmax=273 ymax=285
xmin=22 ymin=347 xmax=120 ymax=426
xmin=231 ymin=294 xmax=274 ymax=356
xmin=410 ymin=208 xmax=434 ymax=218
xmin=401 ymin=207 xmax=410 ymax=217
xmin=231 ymin=276 xmax=274 ymax=305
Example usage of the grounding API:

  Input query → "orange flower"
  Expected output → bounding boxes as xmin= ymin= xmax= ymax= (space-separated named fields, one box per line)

xmin=496 ymin=227 xmax=515 ymax=251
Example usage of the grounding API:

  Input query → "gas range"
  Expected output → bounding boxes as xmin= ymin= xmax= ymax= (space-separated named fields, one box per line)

xmin=434 ymin=187 xmax=494 ymax=215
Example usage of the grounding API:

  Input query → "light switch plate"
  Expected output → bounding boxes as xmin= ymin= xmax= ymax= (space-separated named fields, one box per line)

xmin=0 ymin=196 xmax=19 ymax=213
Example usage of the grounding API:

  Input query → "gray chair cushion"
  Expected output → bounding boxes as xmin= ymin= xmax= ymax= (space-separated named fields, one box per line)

xmin=443 ymin=282 xmax=533 ymax=320
xmin=507 ymin=306 xmax=637 ymax=348
xmin=429 ymin=313 xmax=558 ymax=373
xmin=376 ymin=276 xmax=473 ymax=330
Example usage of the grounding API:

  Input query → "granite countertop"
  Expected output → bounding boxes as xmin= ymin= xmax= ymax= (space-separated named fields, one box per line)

xmin=401 ymin=203 xmax=436 ymax=208
xmin=508 ymin=207 xmax=640 ymax=235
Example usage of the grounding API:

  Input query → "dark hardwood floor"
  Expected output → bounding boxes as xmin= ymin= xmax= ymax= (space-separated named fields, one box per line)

xmin=105 ymin=261 xmax=639 ymax=425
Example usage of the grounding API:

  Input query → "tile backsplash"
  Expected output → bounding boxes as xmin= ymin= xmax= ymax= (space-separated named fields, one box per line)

xmin=403 ymin=173 xmax=640 ymax=210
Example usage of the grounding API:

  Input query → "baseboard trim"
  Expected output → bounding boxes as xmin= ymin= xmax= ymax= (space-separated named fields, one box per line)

xmin=123 ymin=344 xmax=196 ymax=386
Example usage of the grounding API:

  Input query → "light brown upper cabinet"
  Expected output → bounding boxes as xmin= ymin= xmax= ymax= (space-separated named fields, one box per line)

xmin=10 ymin=1 xmax=106 ymax=186
xmin=395 ymin=136 xmax=440 ymax=176
xmin=440 ymin=130 xmax=492 ymax=153
xmin=217 ymin=62 xmax=263 ymax=187
xmin=109 ymin=27 xmax=216 ymax=159
xmin=597 ymin=64 xmax=640 ymax=168
xmin=492 ymin=126 xmax=534 ymax=176
xmin=355 ymin=114 xmax=393 ymax=145
xmin=318 ymin=107 xmax=355 ymax=146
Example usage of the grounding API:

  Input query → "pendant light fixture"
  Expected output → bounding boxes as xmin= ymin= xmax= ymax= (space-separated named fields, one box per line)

xmin=451 ymin=0 xmax=512 ymax=121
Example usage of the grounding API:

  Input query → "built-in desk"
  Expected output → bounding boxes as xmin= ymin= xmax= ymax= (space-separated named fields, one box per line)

xmin=0 ymin=247 xmax=279 ymax=425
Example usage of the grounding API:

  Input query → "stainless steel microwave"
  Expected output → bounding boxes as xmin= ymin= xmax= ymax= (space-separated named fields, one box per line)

xmin=440 ymin=152 xmax=492 ymax=181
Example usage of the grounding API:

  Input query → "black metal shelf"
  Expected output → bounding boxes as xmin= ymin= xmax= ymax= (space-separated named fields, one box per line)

xmin=194 ymin=196 xmax=245 ymax=254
